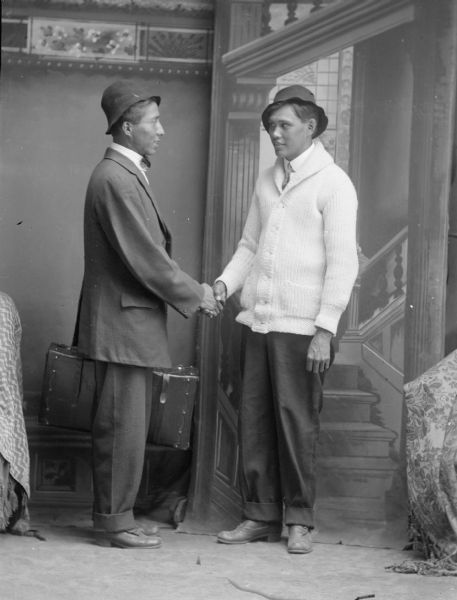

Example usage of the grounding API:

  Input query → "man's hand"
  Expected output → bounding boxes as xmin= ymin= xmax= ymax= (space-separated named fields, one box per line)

xmin=199 ymin=283 xmax=222 ymax=318
xmin=306 ymin=328 xmax=333 ymax=373
xmin=213 ymin=280 xmax=227 ymax=305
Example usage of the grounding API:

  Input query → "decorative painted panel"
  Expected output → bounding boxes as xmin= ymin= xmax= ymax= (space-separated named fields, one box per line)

xmin=2 ymin=16 xmax=213 ymax=74
xmin=215 ymin=410 xmax=239 ymax=486
xmin=219 ymin=301 xmax=244 ymax=413
xmin=139 ymin=27 xmax=212 ymax=62
xmin=2 ymin=19 xmax=29 ymax=52
xmin=28 ymin=423 xmax=193 ymax=508
xmin=30 ymin=19 xmax=136 ymax=60
xmin=36 ymin=456 xmax=77 ymax=492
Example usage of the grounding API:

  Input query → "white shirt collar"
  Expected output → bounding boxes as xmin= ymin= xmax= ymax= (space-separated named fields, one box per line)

xmin=285 ymin=142 xmax=315 ymax=173
xmin=110 ymin=142 xmax=145 ymax=172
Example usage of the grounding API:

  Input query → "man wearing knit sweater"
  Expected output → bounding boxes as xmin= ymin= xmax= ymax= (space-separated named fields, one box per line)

xmin=213 ymin=85 xmax=358 ymax=554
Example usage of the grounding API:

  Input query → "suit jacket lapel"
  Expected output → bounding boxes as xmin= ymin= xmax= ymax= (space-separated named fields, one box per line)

xmin=104 ymin=148 xmax=171 ymax=242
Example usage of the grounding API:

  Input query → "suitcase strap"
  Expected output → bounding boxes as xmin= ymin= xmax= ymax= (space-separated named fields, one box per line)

xmin=159 ymin=373 xmax=169 ymax=404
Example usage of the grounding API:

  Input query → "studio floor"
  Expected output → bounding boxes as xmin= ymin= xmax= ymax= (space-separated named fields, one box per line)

xmin=0 ymin=506 xmax=456 ymax=600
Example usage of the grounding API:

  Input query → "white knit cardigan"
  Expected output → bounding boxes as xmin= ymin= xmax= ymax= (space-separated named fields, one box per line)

xmin=218 ymin=140 xmax=358 ymax=336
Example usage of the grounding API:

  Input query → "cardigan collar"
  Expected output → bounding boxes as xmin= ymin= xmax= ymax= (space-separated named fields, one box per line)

xmin=273 ymin=140 xmax=334 ymax=192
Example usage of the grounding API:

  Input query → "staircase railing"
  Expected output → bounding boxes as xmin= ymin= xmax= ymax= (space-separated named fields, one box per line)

xmin=345 ymin=226 xmax=408 ymax=336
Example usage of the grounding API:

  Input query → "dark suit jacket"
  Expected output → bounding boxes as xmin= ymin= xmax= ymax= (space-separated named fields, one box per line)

xmin=77 ymin=148 xmax=203 ymax=367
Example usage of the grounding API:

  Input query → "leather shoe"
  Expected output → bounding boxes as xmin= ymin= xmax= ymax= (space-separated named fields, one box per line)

xmin=95 ymin=527 xmax=162 ymax=549
xmin=217 ymin=519 xmax=281 ymax=544
xmin=287 ymin=525 xmax=312 ymax=554
xmin=137 ymin=522 xmax=159 ymax=536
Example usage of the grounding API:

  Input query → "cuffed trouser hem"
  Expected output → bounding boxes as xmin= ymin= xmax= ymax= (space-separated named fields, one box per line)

xmin=243 ymin=501 xmax=283 ymax=523
xmin=284 ymin=506 xmax=314 ymax=528
xmin=93 ymin=510 xmax=136 ymax=533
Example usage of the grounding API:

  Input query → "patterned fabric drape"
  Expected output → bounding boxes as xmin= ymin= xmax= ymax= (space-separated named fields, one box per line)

xmin=404 ymin=350 xmax=457 ymax=559
xmin=0 ymin=292 xmax=30 ymax=530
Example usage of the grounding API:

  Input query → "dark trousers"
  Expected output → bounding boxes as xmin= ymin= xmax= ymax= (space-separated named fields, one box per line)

xmin=240 ymin=328 xmax=328 ymax=528
xmin=91 ymin=361 xmax=152 ymax=532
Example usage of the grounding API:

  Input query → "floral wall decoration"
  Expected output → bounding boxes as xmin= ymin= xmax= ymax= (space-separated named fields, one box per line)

xmin=31 ymin=19 xmax=136 ymax=59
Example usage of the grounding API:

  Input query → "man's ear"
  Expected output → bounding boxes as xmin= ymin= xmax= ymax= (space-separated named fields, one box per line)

xmin=122 ymin=120 xmax=133 ymax=137
xmin=307 ymin=118 xmax=317 ymax=134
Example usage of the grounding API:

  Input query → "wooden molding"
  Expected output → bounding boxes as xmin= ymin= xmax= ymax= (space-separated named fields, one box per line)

xmin=1 ymin=52 xmax=211 ymax=77
xmin=362 ymin=344 xmax=403 ymax=393
xmin=2 ymin=1 xmax=214 ymax=28
xmin=222 ymin=0 xmax=414 ymax=79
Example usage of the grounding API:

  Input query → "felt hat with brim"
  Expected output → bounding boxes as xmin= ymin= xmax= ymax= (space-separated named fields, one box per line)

xmin=101 ymin=80 xmax=161 ymax=134
xmin=261 ymin=85 xmax=328 ymax=138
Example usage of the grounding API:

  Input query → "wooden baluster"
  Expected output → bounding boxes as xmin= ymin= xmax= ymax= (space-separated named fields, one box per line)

xmin=261 ymin=0 xmax=272 ymax=35
xmin=285 ymin=1 xmax=298 ymax=25
xmin=393 ymin=243 xmax=404 ymax=298
xmin=311 ymin=0 xmax=324 ymax=12
xmin=346 ymin=281 xmax=361 ymax=331
xmin=359 ymin=262 xmax=388 ymax=323
xmin=376 ymin=261 xmax=389 ymax=309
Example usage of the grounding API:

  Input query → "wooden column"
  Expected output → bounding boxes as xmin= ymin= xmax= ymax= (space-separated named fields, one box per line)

xmin=445 ymin=91 xmax=457 ymax=355
xmin=229 ymin=0 xmax=264 ymax=50
xmin=404 ymin=0 xmax=457 ymax=383
xmin=182 ymin=0 xmax=230 ymax=526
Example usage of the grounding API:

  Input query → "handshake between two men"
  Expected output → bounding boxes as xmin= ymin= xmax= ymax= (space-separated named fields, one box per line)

xmin=199 ymin=281 xmax=227 ymax=318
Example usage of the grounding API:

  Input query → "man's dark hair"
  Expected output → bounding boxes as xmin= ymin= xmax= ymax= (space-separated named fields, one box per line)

xmin=261 ymin=99 xmax=322 ymax=139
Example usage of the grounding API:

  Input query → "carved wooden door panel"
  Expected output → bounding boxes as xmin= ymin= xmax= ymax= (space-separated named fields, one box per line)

xmin=207 ymin=115 xmax=263 ymax=526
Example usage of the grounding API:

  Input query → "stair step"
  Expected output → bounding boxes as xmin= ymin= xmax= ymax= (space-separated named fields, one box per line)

xmin=315 ymin=496 xmax=386 ymax=523
xmin=319 ymin=422 xmax=396 ymax=457
xmin=325 ymin=362 xmax=359 ymax=389
xmin=317 ymin=456 xmax=396 ymax=498
xmin=318 ymin=456 xmax=396 ymax=470
xmin=322 ymin=388 xmax=377 ymax=422
xmin=320 ymin=421 xmax=395 ymax=436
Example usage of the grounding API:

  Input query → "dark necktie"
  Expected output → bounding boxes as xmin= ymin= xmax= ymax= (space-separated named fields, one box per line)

xmin=141 ymin=156 xmax=151 ymax=169
xmin=139 ymin=157 xmax=150 ymax=183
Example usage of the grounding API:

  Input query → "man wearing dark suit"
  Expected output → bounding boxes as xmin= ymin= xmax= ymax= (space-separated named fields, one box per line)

xmin=77 ymin=80 xmax=219 ymax=549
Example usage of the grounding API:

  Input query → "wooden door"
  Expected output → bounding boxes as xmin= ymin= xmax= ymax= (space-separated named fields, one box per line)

xmin=181 ymin=0 xmax=269 ymax=532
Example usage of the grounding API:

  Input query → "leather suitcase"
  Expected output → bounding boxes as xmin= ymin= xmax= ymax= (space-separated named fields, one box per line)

xmin=40 ymin=344 xmax=198 ymax=450
xmin=147 ymin=366 xmax=199 ymax=450
xmin=40 ymin=343 xmax=95 ymax=432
